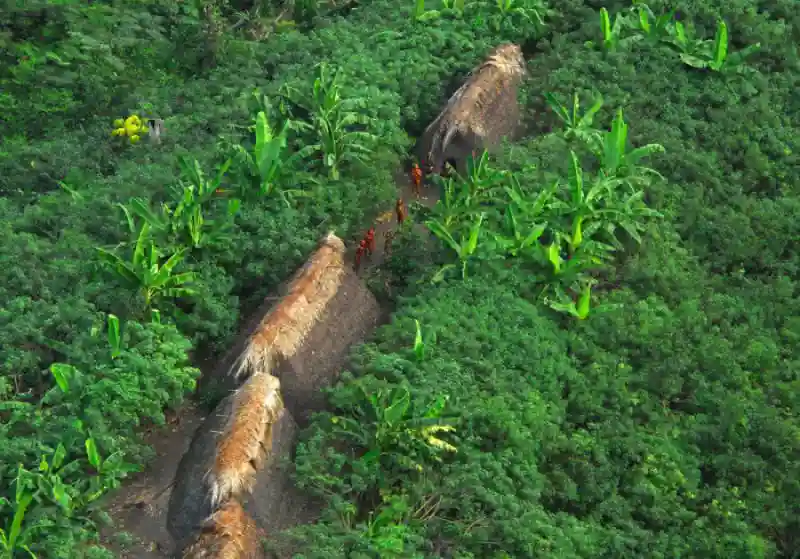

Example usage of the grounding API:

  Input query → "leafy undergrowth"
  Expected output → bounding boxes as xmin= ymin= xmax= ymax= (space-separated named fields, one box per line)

xmin=285 ymin=0 xmax=800 ymax=558
xmin=1 ymin=0 xmax=798 ymax=557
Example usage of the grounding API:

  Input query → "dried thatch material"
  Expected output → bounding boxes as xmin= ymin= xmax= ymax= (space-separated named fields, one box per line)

xmin=229 ymin=232 xmax=346 ymax=381
xmin=167 ymin=372 xmax=286 ymax=552
xmin=205 ymin=371 xmax=284 ymax=508
xmin=169 ymin=230 xmax=381 ymax=557
xmin=418 ymin=43 xmax=527 ymax=174
xmin=181 ymin=500 xmax=264 ymax=559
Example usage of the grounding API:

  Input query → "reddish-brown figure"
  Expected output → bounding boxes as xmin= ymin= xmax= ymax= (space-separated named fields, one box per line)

xmin=364 ymin=227 xmax=376 ymax=255
xmin=395 ymin=198 xmax=407 ymax=224
xmin=354 ymin=239 xmax=367 ymax=271
xmin=411 ymin=163 xmax=423 ymax=198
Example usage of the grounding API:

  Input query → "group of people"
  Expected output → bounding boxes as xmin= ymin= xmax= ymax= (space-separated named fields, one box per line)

xmin=353 ymin=161 xmax=426 ymax=271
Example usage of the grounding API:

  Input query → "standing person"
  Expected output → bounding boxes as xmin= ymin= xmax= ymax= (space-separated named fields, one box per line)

xmin=354 ymin=239 xmax=367 ymax=271
xmin=411 ymin=163 xmax=423 ymax=198
xmin=365 ymin=227 xmax=376 ymax=255
xmin=395 ymin=198 xmax=407 ymax=224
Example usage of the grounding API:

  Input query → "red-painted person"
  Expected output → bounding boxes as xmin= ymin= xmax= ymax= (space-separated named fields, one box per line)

xmin=354 ymin=239 xmax=368 ymax=271
xmin=365 ymin=227 xmax=376 ymax=255
xmin=411 ymin=163 xmax=422 ymax=198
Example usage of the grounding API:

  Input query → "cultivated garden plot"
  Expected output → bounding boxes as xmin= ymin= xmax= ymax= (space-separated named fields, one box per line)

xmin=0 ymin=0 xmax=798 ymax=557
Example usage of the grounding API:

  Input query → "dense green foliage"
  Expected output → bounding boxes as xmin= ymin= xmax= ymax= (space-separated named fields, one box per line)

xmin=1 ymin=0 xmax=798 ymax=557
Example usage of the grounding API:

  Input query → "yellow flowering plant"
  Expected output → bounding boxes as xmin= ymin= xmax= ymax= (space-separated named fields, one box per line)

xmin=111 ymin=114 xmax=148 ymax=144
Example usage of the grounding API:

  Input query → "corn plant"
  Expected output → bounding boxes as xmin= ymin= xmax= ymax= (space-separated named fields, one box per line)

xmin=544 ymin=91 xmax=604 ymax=147
xmin=96 ymin=223 xmax=197 ymax=310
xmin=282 ymin=63 xmax=377 ymax=180
xmin=427 ymin=212 xmax=485 ymax=281
xmin=233 ymin=110 xmax=309 ymax=206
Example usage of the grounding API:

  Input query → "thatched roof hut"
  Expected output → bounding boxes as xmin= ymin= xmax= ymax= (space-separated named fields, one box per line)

xmin=416 ymin=43 xmax=527 ymax=174
xmin=167 ymin=232 xmax=382 ymax=557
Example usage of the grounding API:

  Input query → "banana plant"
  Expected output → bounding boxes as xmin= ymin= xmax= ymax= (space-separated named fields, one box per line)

xmin=505 ymin=174 xmax=558 ymax=220
xmin=557 ymin=151 xmax=662 ymax=252
xmin=430 ymin=174 xmax=476 ymax=230
xmin=662 ymin=18 xmax=760 ymax=72
xmin=234 ymin=110 xmax=308 ymax=206
xmin=632 ymin=4 xmax=675 ymax=43
xmin=414 ymin=0 xmax=441 ymax=22
xmin=127 ymin=157 xmax=240 ymax=250
xmin=597 ymin=109 xmax=665 ymax=186
xmin=441 ymin=0 xmax=466 ymax=14
xmin=668 ymin=19 xmax=760 ymax=72
xmin=549 ymin=152 xmax=618 ymax=255
xmin=460 ymin=150 xmax=509 ymax=199
xmin=173 ymin=157 xmax=239 ymax=248
xmin=0 ymin=468 xmax=37 ymax=559
xmin=96 ymin=223 xmax=197 ymax=309
xmin=107 ymin=314 xmax=122 ymax=359
xmin=427 ymin=213 xmax=485 ymax=281
xmin=543 ymin=91 xmax=604 ymax=148
xmin=597 ymin=7 xmax=640 ymax=51
xmin=490 ymin=0 xmax=546 ymax=31
xmin=491 ymin=206 xmax=547 ymax=258
xmin=546 ymin=279 xmax=622 ymax=320
xmin=490 ymin=176 xmax=554 ymax=257
xmin=282 ymin=64 xmax=377 ymax=180
xmin=331 ymin=383 xmax=457 ymax=473
xmin=529 ymin=232 xmax=612 ymax=303
xmin=546 ymin=280 xmax=594 ymax=320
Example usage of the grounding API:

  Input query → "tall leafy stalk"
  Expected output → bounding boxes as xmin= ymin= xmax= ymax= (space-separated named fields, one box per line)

xmin=96 ymin=223 xmax=197 ymax=310
xmin=282 ymin=63 xmax=377 ymax=180
xmin=234 ymin=110 xmax=309 ymax=206
xmin=127 ymin=157 xmax=240 ymax=251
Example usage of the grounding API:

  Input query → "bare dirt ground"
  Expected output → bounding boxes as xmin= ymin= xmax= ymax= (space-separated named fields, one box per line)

xmin=99 ymin=402 xmax=206 ymax=558
xmin=99 ymin=168 xmax=441 ymax=558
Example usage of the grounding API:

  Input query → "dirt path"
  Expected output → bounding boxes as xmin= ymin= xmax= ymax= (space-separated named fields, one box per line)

xmin=99 ymin=167 xmax=440 ymax=557
xmin=99 ymin=403 xmax=206 ymax=557
xmin=348 ymin=167 xmax=440 ymax=275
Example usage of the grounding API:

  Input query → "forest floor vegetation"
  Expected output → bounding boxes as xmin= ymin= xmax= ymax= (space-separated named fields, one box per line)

xmin=1 ymin=0 xmax=798 ymax=557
